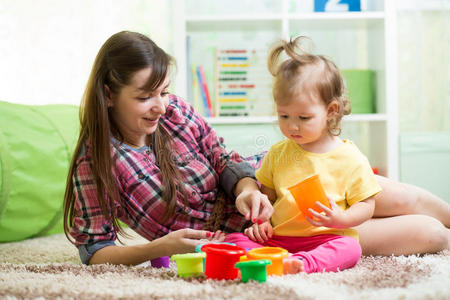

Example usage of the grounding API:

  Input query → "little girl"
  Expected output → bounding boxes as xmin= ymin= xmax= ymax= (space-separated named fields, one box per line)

xmin=225 ymin=36 xmax=381 ymax=274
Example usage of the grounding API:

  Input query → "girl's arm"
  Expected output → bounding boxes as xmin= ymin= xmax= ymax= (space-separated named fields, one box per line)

xmin=88 ymin=228 xmax=224 ymax=265
xmin=307 ymin=196 xmax=375 ymax=229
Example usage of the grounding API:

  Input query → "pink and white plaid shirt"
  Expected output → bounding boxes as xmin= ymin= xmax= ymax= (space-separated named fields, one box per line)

xmin=70 ymin=95 xmax=264 ymax=248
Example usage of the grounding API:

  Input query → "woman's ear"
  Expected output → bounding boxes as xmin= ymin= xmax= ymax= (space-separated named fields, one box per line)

xmin=104 ymin=84 xmax=113 ymax=107
xmin=327 ymin=100 xmax=339 ymax=120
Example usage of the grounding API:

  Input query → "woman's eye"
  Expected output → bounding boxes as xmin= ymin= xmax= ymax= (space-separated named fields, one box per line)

xmin=161 ymin=91 xmax=169 ymax=96
xmin=138 ymin=97 xmax=150 ymax=101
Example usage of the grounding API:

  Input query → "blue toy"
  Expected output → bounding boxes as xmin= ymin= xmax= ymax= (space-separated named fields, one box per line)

xmin=314 ymin=0 xmax=361 ymax=12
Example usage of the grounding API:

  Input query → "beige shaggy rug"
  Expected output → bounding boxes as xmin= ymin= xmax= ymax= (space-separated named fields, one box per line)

xmin=0 ymin=229 xmax=449 ymax=300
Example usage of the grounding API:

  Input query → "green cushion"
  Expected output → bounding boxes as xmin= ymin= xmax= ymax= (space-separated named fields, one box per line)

xmin=0 ymin=101 xmax=79 ymax=242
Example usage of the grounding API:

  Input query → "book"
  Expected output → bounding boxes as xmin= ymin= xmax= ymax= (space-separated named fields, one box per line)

xmin=197 ymin=65 xmax=214 ymax=117
xmin=191 ymin=65 xmax=203 ymax=115
xmin=196 ymin=66 xmax=213 ymax=117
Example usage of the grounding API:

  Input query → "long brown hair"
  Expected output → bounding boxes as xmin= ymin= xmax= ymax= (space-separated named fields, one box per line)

xmin=63 ymin=31 xmax=183 ymax=243
xmin=268 ymin=36 xmax=351 ymax=135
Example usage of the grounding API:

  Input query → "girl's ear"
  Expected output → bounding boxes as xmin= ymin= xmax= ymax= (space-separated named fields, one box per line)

xmin=104 ymin=84 xmax=113 ymax=107
xmin=327 ymin=100 xmax=339 ymax=120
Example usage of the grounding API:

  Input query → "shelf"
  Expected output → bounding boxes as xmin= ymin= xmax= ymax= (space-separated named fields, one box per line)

xmin=205 ymin=116 xmax=277 ymax=125
xmin=186 ymin=14 xmax=284 ymax=22
xmin=186 ymin=12 xmax=384 ymax=22
xmin=186 ymin=17 xmax=281 ymax=31
xmin=344 ymin=114 xmax=387 ymax=122
xmin=287 ymin=12 xmax=385 ymax=20
xmin=178 ymin=0 xmax=399 ymax=179
xmin=205 ymin=114 xmax=387 ymax=125
xmin=186 ymin=12 xmax=384 ymax=30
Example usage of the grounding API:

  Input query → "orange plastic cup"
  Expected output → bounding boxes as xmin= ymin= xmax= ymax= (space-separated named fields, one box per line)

xmin=287 ymin=174 xmax=330 ymax=219
xmin=247 ymin=247 xmax=289 ymax=276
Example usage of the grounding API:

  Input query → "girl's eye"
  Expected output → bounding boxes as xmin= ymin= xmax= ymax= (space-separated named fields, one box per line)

xmin=279 ymin=115 xmax=288 ymax=119
xmin=299 ymin=116 xmax=310 ymax=120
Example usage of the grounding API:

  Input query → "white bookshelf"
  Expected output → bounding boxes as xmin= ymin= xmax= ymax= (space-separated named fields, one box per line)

xmin=172 ymin=0 xmax=398 ymax=179
xmin=205 ymin=114 xmax=387 ymax=125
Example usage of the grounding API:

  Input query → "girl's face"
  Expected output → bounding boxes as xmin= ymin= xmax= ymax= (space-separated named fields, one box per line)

xmin=276 ymin=93 xmax=331 ymax=148
xmin=107 ymin=68 xmax=170 ymax=148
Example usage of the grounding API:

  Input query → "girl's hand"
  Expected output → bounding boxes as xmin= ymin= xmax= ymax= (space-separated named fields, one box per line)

xmin=244 ymin=221 xmax=273 ymax=243
xmin=161 ymin=228 xmax=225 ymax=255
xmin=305 ymin=197 xmax=349 ymax=229
xmin=235 ymin=190 xmax=274 ymax=224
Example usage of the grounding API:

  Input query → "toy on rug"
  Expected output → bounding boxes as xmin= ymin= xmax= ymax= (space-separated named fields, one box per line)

xmin=242 ymin=247 xmax=289 ymax=276
xmin=171 ymin=252 xmax=206 ymax=278
xmin=171 ymin=243 xmax=291 ymax=283
xmin=235 ymin=259 xmax=271 ymax=283
xmin=201 ymin=243 xmax=246 ymax=280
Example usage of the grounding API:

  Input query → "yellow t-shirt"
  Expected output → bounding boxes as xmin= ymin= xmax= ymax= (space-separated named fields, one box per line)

xmin=255 ymin=139 xmax=381 ymax=240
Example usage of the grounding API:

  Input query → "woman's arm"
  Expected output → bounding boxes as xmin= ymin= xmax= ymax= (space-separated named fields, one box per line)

xmin=89 ymin=228 xmax=224 ymax=265
xmin=234 ymin=179 xmax=274 ymax=223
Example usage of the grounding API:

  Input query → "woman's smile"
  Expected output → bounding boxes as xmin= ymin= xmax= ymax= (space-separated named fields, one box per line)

xmin=143 ymin=117 xmax=159 ymax=125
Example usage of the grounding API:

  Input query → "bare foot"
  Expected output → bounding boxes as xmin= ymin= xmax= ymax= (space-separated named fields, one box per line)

xmin=283 ymin=257 xmax=304 ymax=274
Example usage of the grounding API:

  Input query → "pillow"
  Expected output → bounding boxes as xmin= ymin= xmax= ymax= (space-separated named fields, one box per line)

xmin=0 ymin=100 xmax=79 ymax=242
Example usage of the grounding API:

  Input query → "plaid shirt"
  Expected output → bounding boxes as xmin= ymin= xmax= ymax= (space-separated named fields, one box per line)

xmin=70 ymin=95 xmax=264 ymax=248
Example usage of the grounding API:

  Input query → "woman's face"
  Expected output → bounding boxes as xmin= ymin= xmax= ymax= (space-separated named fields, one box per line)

xmin=107 ymin=68 xmax=170 ymax=148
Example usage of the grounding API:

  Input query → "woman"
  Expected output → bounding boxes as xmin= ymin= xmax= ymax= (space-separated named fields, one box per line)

xmin=63 ymin=31 xmax=449 ymax=265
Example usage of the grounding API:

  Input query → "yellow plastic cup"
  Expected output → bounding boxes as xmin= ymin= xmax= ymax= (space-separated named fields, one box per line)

xmin=287 ymin=174 xmax=330 ymax=219
xmin=171 ymin=252 xmax=206 ymax=278
xmin=247 ymin=247 xmax=289 ymax=276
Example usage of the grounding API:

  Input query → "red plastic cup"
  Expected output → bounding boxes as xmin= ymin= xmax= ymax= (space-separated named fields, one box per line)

xmin=201 ymin=243 xmax=246 ymax=280
xmin=288 ymin=174 xmax=330 ymax=219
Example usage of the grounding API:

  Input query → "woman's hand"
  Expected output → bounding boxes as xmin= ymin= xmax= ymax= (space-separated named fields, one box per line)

xmin=161 ymin=228 xmax=225 ymax=255
xmin=306 ymin=197 xmax=349 ymax=229
xmin=235 ymin=189 xmax=274 ymax=224
xmin=244 ymin=221 xmax=273 ymax=243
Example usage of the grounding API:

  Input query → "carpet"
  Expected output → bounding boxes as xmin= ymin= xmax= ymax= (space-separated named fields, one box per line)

xmin=0 ymin=229 xmax=449 ymax=300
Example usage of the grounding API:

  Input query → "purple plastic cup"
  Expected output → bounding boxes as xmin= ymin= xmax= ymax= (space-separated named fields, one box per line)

xmin=151 ymin=256 xmax=170 ymax=268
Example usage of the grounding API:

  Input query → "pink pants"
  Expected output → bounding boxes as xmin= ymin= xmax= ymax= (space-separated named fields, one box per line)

xmin=225 ymin=233 xmax=361 ymax=274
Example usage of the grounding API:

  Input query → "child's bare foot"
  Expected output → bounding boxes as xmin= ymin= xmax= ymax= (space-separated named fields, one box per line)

xmin=283 ymin=257 xmax=304 ymax=274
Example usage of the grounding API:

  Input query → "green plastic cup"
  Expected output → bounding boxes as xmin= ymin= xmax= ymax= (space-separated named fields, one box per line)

xmin=171 ymin=252 xmax=206 ymax=278
xmin=235 ymin=259 xmax=271 ymax=283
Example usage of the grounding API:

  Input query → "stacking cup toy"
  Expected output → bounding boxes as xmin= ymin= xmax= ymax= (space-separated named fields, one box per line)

xmin=150 ymin=256 xmax=170 ymax=268
xmin=171 ymin=252 xmax=206 ymax=278
xmin=287 ymin=174 xmax=330 ymax=219
xmin=247 ymin=247 xmax=289 ymax=276
xmin=195 ymin=242 xmax=236 ymax=272
xmin=201 ymin=243 xmax=246 ymax=280
xmin=235 ymin=259 xmax=271 ymax=283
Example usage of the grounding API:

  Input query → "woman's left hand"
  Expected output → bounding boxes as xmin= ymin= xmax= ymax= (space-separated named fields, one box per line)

xmin=235 ymin=189 xmax=274 ymax=224
xmin=306 ymin=197 xmax=349 ymax=229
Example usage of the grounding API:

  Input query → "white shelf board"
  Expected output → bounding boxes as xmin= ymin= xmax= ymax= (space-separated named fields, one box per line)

xmin=186 ymin=12 xmax=384 ymax=23
xmin=205 ymin=116 xmax=277 ymax=125
xmin=344 ymin=113 xmax=387 ymax=122
xmin=205 ymin=114 xmax=387 ymax=125
xmin=186 ymin=14 xmax=284 ymax=22
xmin=288 ymin=12 xmax=385 ymax=20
